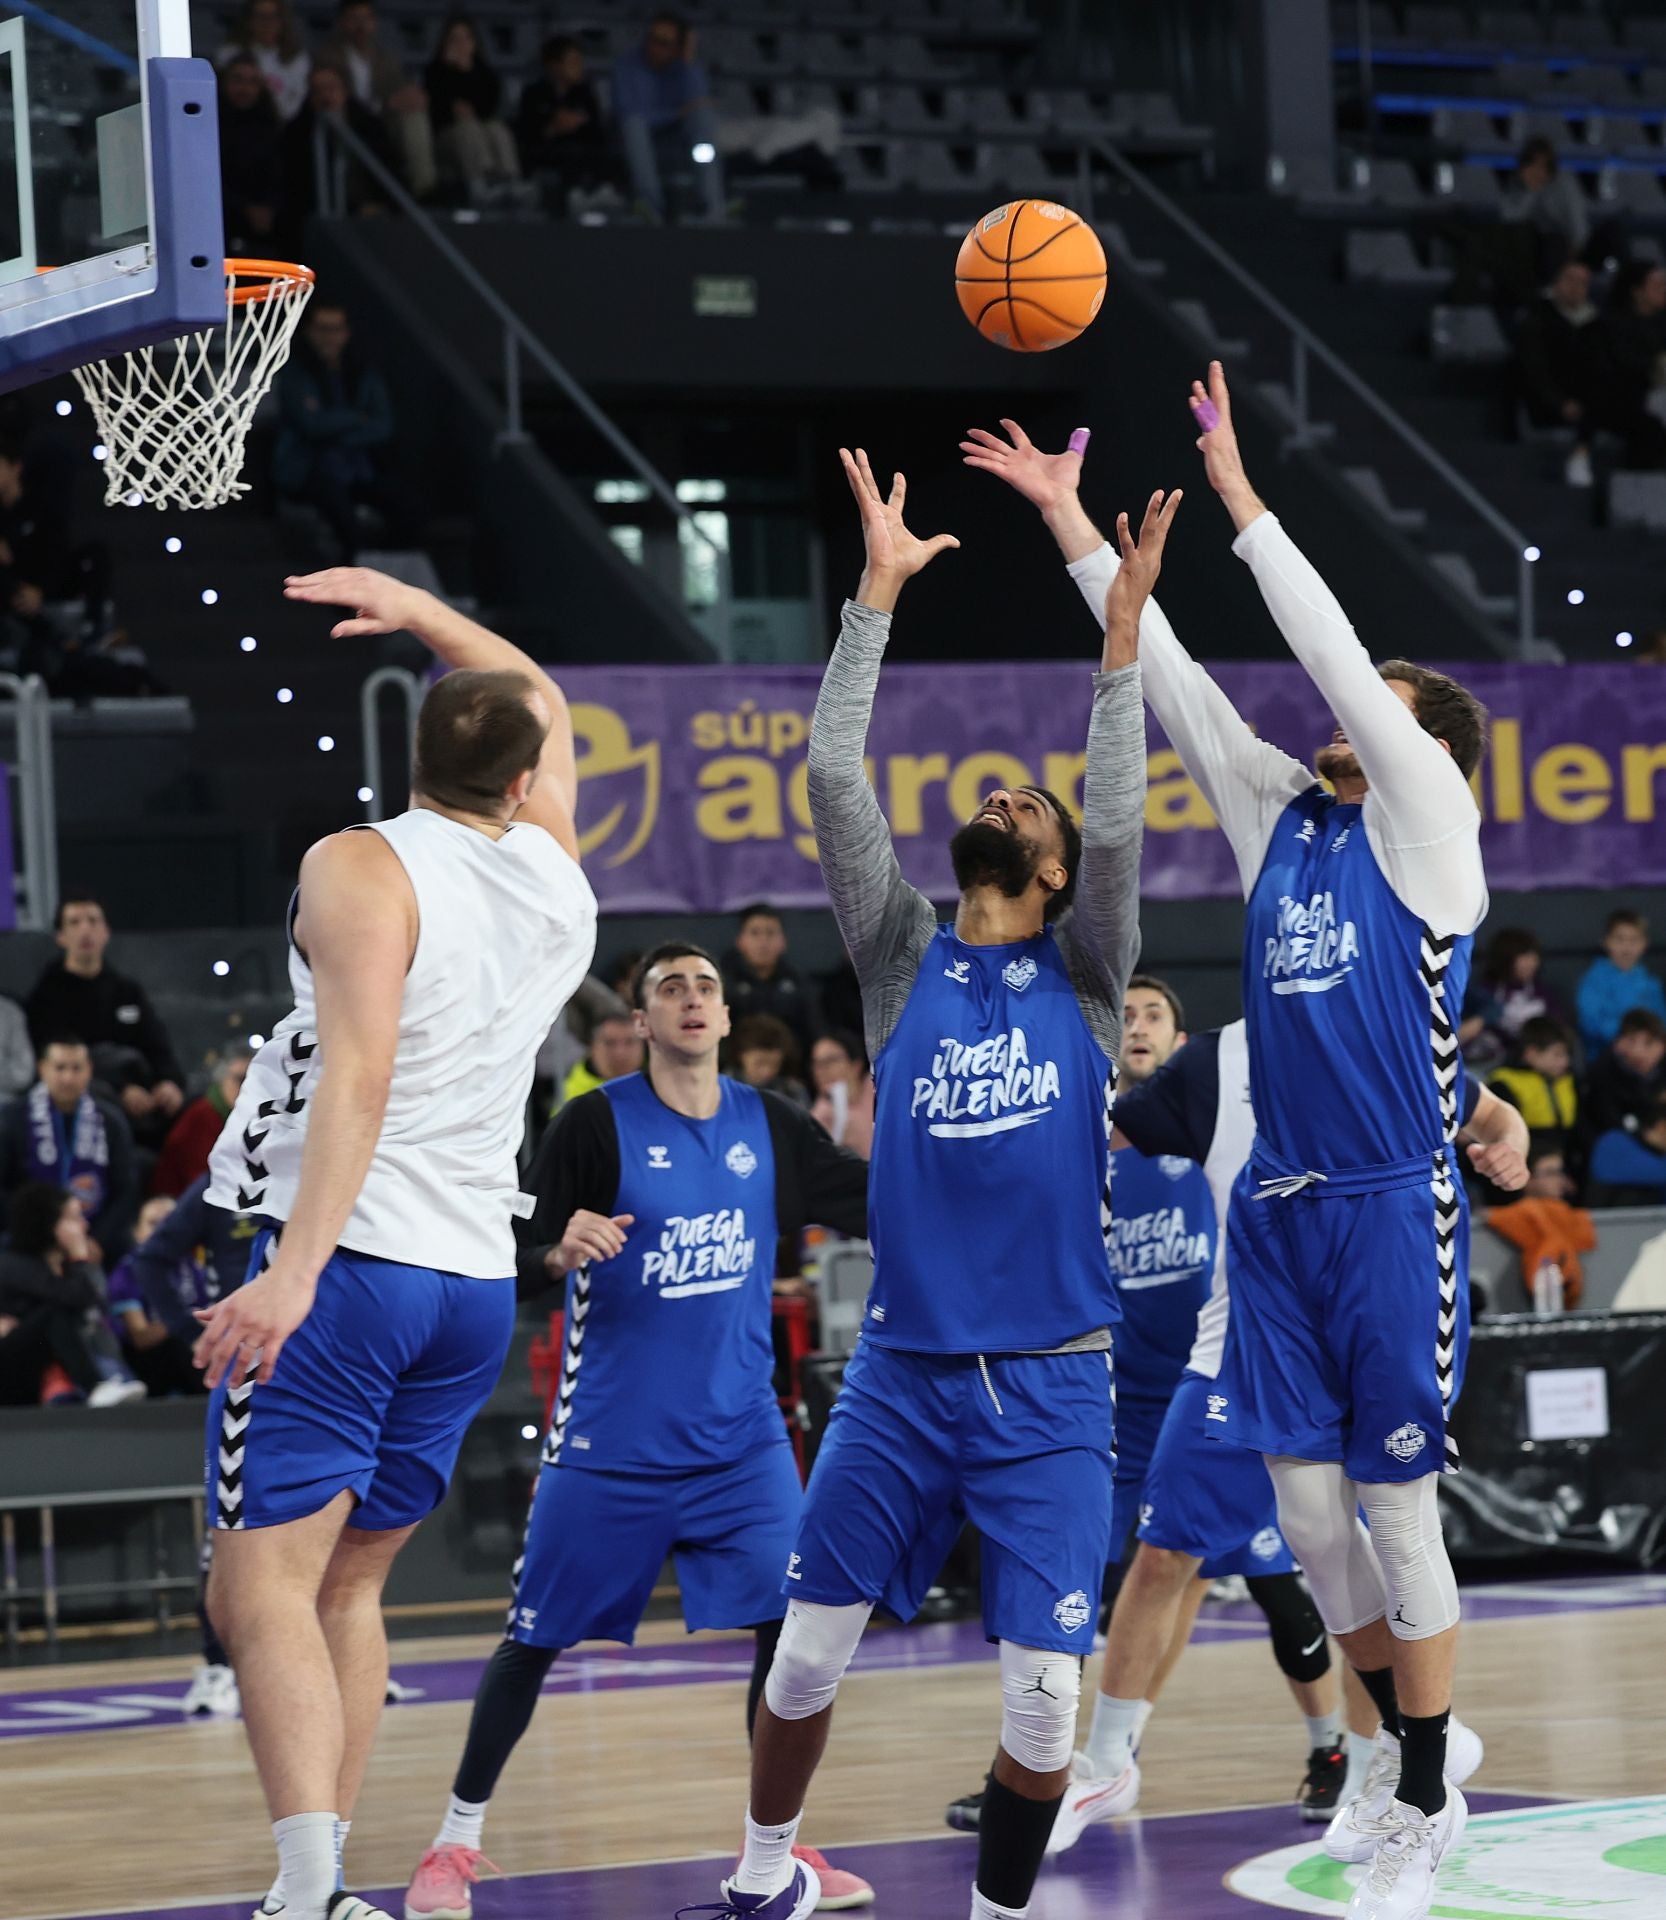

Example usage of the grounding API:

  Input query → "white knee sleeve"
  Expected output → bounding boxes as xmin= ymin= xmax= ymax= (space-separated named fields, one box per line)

xmin=1357 ymin=1476 xmax=1460 ymax=1641
xmin=1266 ymin=1457 xmax=1387 ymax=1637
xmin=998 ymin=1641 xmax=1082 ymax=1774
xmin=762 ymin=1599 xmax=871 ymax=1721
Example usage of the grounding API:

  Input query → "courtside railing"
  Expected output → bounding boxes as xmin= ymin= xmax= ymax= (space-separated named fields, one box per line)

xmin=359 ymin=666 xmax=422 ymax=824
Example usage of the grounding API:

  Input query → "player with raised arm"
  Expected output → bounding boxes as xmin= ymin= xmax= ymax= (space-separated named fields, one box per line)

xmin=192 ymin=569 xmax=597 ymax=1920
xmin=968 ymin=372 xmax=1492 ymax=1920
xmin=675 ymin=451 xmax=1165 ymax=1920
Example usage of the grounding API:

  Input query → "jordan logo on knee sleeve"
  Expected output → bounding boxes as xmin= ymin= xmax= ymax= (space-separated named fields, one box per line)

xmin=1393 ymin=1604 xmax=1416 ymax=1630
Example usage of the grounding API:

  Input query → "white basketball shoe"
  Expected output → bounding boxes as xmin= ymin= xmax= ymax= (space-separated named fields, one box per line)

xmin=1324 ymin=1720 xmax=1482 ymax=1864
xmin=1345 ymin=1788 xmax=1469 ymax=1920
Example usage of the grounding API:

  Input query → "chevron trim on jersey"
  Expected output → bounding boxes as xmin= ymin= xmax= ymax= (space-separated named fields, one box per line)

xmin=1419 ymin=928 xmax=1462 ymax=1472
xmin=1418 ymin=930 xmax=1460 ymax=1143
xmin=540 ymin=1267 xmax=592 ymax=1471
xmin=213 ymin=1234 xmax=276 ymax=1529
xmin=236 ymin=1029 xmax=315 ymax=1210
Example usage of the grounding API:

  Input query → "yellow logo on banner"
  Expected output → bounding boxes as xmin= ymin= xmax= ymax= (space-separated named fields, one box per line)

xmin=571 ymin=704 xmax=660 ymax=868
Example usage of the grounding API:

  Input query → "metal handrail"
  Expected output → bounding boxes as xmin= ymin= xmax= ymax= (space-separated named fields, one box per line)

xmin=1085 ymin=136 xmax=1536 ymax=657
xmin=359 ymin=666 xmax=421 ymax=824
xmin=0 ymin=672 xmax=57 ymax=930
xmin=312 ymin=112 xmax=734 ymax=654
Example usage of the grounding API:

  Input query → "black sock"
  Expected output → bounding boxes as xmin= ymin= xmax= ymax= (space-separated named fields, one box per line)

xmin=1397 ymin=1709 xmax=1450 ymax=1817
xmin=748 ymin=1619 xmax=783 ymax=1742
xmin=452 ymin=1637 xmax=561 ymax=1803
xmin=1356 ymin=1665 xmax=1403 ymax=1738
xmin=976 ymin=1772 xmax=1063 ymax=1910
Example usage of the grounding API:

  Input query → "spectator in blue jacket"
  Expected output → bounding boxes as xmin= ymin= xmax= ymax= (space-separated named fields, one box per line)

xmin=1576 ymin=908 xmax=1666 ymax=1054
xmin=1588 ymin=1092 xmax=1666 ymax=1205
xmin=272 ymin=299 xmax=409 ymax=561
xmin=612 ymin=10 xmax=725 ymax=221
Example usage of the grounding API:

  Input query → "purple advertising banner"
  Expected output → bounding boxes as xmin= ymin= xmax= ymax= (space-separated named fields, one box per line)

xmin=557 ymin=663 xmax=1666 ymax=912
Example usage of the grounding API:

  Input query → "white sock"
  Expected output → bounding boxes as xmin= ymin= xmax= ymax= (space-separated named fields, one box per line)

xmin=271 ymin=1811 xmax=339 ymax=1920
xmin=1084 ymin=1693 xmax=1142 ymax=1778
xmin=971 ymin=1890 xmax=1028 ymax=1919
xmin=334 ymin=1819 xmax=351 ymax=1891
xmin=1344 ymin=1729 xmax=1378 ymax=1795
xmin=1305 ymin=1711 xmax=1343 ymax=1750
xmin=1132 ymin=1699 xmax=1155 ymax=1746
xmin=436 ymin=1795 xmax=488 ymax=1850
xmin=733 ymin=1809 xmax=802 ymax=1896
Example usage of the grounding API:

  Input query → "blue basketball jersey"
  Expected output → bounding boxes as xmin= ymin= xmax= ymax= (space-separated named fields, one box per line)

xmin=1103 ymin=1144 xmax=1217 ymax=1405
xmin=1244 ymin=790 xmax=1472 ymax=1184
xmin=546 ymin=1074 xmax=786 ymax=1474
xmin=865 ymin=924 xmax=1116 ymax=1354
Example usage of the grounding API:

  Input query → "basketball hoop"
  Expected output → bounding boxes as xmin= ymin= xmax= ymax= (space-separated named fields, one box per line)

xmin=72 ymin=258 xmax=316 ymax=512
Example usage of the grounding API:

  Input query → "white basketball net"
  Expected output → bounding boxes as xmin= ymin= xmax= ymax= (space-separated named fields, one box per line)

xmin=72 ymin=262 xmax=315 ymax=512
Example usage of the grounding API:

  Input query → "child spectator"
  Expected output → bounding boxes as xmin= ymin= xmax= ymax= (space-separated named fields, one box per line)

xmin=1576 ymin=908 xmax=1666 ymax=1053
xmin=426 ymin=12 xmax=522 ymax=196
xmin=728 ymin=1013 xmax=809 ymax=1107
xmin=0 ymin=1037 xmax=139 ymax=1262
xmin=1583 ymin=1008 xmax=1666 ymax=1140
xmin=722 ymin=902 xmax=813 ymax=1060
xmin=1488 ymin=1016 xmax=1579 ymax=1157
xmin=559 ymin=1012 xmax=645 ymax=1108
xmin=0 ymin=1186 xmax=145 ymax=1407
xmin=810 ymin=1028 xmax=875 ymax=1159
xmin=151 ymin=1048 xmax=251 ymax=1198
xmin=1459 ymin=926 xmax=1571 ymax=1072
xmin=516 ymin=35 xmax=612 ymax=203
xmin=107 ymin=1195 xmax=206 ymax=1397
xmin=1588 ymin=1093 xmax=1666 ymax=1205
xmin=218 ymin=0 xmax=312 ymax=123
xmin=1485 ymin=1168 xmax=1596 ymax=1307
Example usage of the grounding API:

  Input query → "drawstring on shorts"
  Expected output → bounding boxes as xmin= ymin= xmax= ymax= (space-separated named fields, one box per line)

xmin=977 ymin=1353 xmax=1005 ymax=1416
xmin=1253 ymin=1170 xmax=1331 ymax=1201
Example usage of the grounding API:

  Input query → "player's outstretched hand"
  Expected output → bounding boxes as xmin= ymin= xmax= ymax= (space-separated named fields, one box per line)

xmin=554 ymin=1209 xmax=636 ymax=1276
xmin=1103 ymin=488 xmax=1183 ymax=647
xmin=1189 ymin=360 xmax=1264 ymax=520
xmin=1467 ymin=1138 xmax=1529 ymax=1192
xmin=192 ymin=1260 xmax=318 ymax=1389
xmin=959 ymin=418 xmax=1087 ymax=513
xmin=840 ymin=447 xmax=960 ymax=586
xmin=284 ymin=566 xmax=427 ymax=639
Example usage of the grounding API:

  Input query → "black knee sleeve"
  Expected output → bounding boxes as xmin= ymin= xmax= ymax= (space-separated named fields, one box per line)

xmin=1247 ymin=1573 xmax=1330 ymax=1684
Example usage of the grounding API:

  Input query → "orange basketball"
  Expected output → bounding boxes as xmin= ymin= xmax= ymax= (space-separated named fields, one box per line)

xmin=955 ymin=200 xmax=1108 ymax=352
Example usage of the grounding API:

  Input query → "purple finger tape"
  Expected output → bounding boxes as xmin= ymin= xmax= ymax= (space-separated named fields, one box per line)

xmin=1193 ymin=396 xmax=1221 ymax=433
xmin=1068 ymin=427 xmax=1091 ymax=456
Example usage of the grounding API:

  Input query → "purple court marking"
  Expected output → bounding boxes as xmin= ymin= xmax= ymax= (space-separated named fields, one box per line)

xmin=5 ymin=1574 xmax=1663 ymax=1743
xmin=39 ymin=1793 xmax=1552 ymax=1920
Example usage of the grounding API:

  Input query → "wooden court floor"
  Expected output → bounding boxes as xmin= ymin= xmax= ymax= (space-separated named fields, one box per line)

xmin=4 ymin=1587 xmax=1664 ymax=1919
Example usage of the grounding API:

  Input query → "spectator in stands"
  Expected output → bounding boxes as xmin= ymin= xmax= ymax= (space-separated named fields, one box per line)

xmin=280 ymin=59 xmax=396 ymax=246
xmin=722 ymin=902 xmax=814 ymax=1060
xmin=1522 ymin=1144 xmax=1576 ymax=1202
xmin=151 ymin=1047 xmax=251 ymax=1198
xmin=0 ymin=1186 xmax=145 ymax=1408
xmin=1502 ymin=137 xmax=1590 ymax=282
xmin=810 ymin=1028 xmax=875 ymax=1159
xmin=26 ymin=897 xmax=184 ymax=1138
xmin=0 ymin=440 xmax=115 ymax=688
xmin=319 ymin=0 xmax=437 ymax=198
xmin=612 ymin=10 xmax=727 ymax=223
xmin=1515 ymin=257 xmax=1600 ymax=488
xmin=1488 ymin=1015 xmax=1579 ymax=1162
xmin=516 ymin=34 xmax=614 ymax=208
xmin=0 ymin=1037 xmax=139 ymax=1261
xmin=728 ymin=1012 xmax=809 ymax=1106
xmin=106 ymin=1194 xmax=205 ymax=1397
xmin=1459 ymin=925 xmax=1571 ymax=1072
xmin=0 ymin=994 xmax=33 ymax=1096
xmin=218 ymin=0 xmax=312 ymax=123
xmin=1485 ymin=1169 xmax=1595 ymax=1306
xmin=559 ymin=1011 xmax=645 ymax=1108
xmin=1588 ymin=1090 xmax=1666 ymax=1205
xmin=272 ymin=300 xmax=408 ymax=563
xmin=1576 ymin=906 xmax=1666 ymax=1052
xmin=218 ymin=55 xmax=286 ymax=256
xmin=1583 ymin=260 xmax=1666 ymax=471
xmin=425 ymin=12 xmax=523 ymax=198
xmin=1583 ymin=1007 xmax=1666 ymax=1139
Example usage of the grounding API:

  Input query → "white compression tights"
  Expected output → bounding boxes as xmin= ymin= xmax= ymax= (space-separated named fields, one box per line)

xmin=1266 ymin=1458 xmax=1458 ymax=1642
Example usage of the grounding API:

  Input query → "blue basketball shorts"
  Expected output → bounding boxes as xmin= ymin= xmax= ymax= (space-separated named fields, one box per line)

xmin=508 ymin=1442 xmax=802 ymax=1648
xmin=1135 ymin=1370 xmax=1296 ymax=1577
xmin=205 ymin=1230 xmax=515 ymax=1532
xmin=1211 ymin=1160 xmax=1470 ymax=1484
xmin=788 ymin=1340 xmax=1116 ymax=1655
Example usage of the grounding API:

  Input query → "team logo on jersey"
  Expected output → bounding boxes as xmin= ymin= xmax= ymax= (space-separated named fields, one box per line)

xmin=517 ymin=1606 xmax=538 ymax=1631
xmin=1251 ymin=1527 xmax=1283 ymax=1560
xmin=726 ymin=1140 xmax=758 ymax=1178
xmin=1331 ymin=826 xmax=1352 ymax=852
xmin=944 ymin=958 xmax=971 ymax=983
xmin=1053 ymin=1590 xmax=1092 ymax=1634
xmin=1159 ymin=1155 xmax=1193 ymax=1181
xmin=647 ymin=1145 xmax=672 ymax=1169
xmin=1206 ymin=1393 xmax=1229 ymax=1423
xmin=911 ymin=1024 xmax=1062 ymax=1139
xmin=786 ymin=1552 xmax=803 ymax=1581
xmin=1296 ymin=817 xmax=1317 ymax=843
xmin=1385 ymin=1423 xmax=1428 ymax=1462
xmin=1139 ymin=1502 xmax=1155 ymax=1529
xmin=869 ymin=1302 xmax=886 ymax=1322
xmin=641 ymin=1208 xmax=756 ymax=1296
xmin=1108 ymin=1202 xmax=1213 ymax=1289
xmin=1264 ymin=890 xmax=1360 ymax=997
xmin=1002 ymin=956 xmax=1038 ymax=993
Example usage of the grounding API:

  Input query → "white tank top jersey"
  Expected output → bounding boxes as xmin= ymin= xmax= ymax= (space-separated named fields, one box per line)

xmin=1186 ymin=1019 xmax=1256 ymax=1380
xmin=206 ymin=808 xmax=598 ymax=1278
